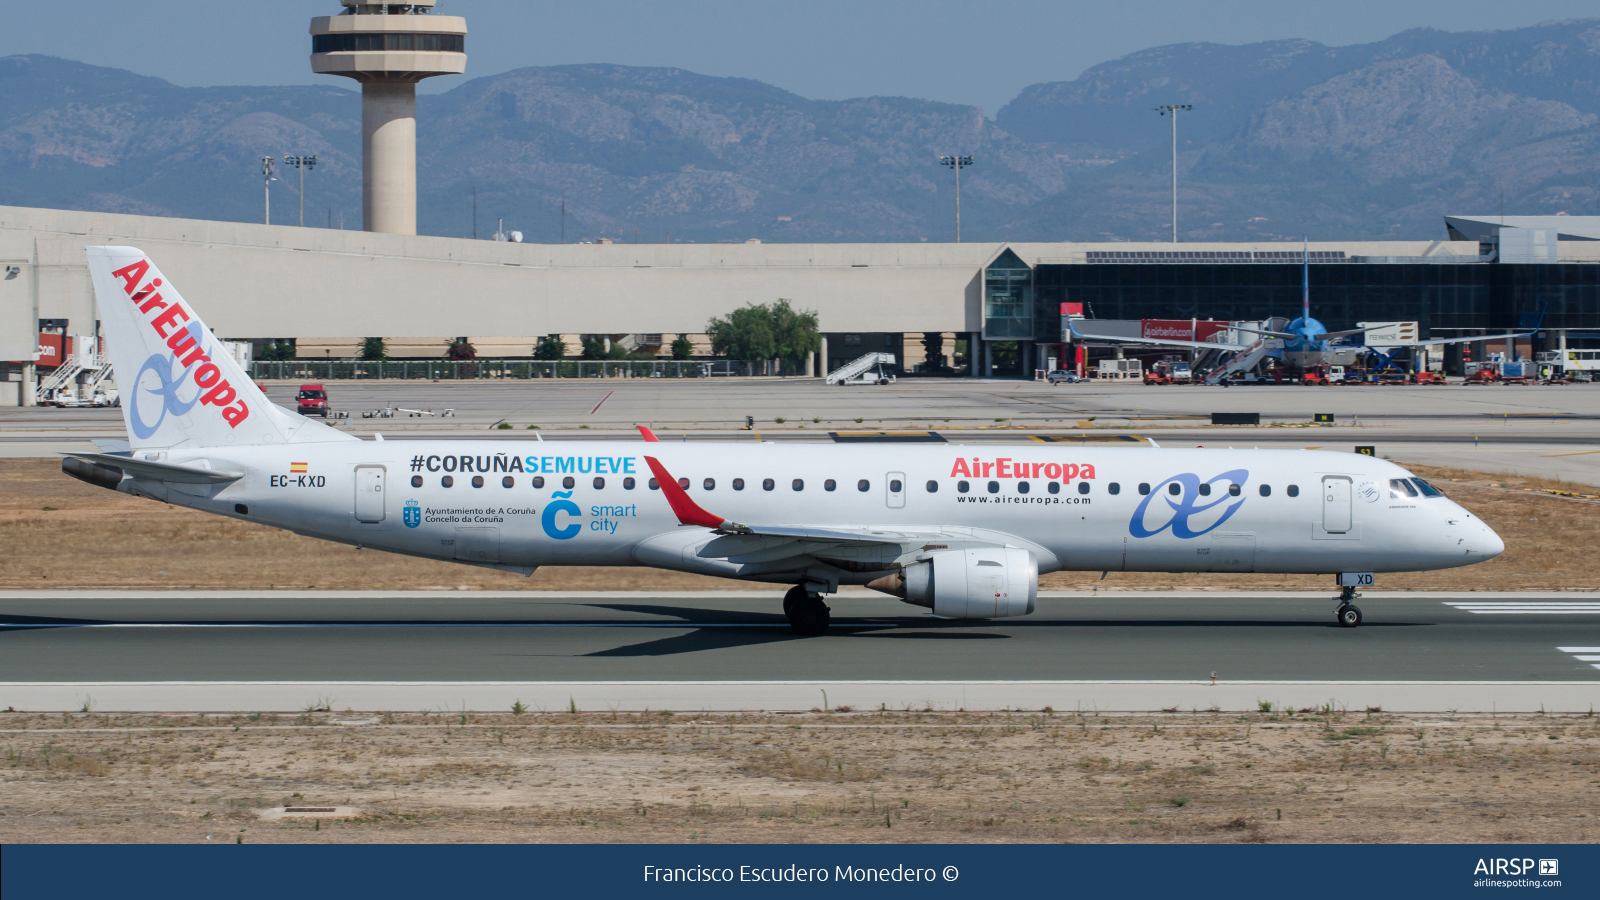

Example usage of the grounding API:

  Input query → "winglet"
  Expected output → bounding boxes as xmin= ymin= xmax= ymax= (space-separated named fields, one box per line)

xmin=638 ymin=425 xmax=660 ymax=442
xmin=644 ymin=455 xmax=730 ymax=530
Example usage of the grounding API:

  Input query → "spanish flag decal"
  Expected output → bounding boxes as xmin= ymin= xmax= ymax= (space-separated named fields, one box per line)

xmin=289 ymin=462 xmax=309 ymax=473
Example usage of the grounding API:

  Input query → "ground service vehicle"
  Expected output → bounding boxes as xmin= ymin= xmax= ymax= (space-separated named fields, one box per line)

xmin=66 ymin=247 xmax=1507 ymax=636
xmin=297 ymin=384 xmax=331 ymax=417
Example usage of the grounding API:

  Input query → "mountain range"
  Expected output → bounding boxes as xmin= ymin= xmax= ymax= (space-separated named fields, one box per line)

xmin=2 ymin=18 xmax=1598 ymax=243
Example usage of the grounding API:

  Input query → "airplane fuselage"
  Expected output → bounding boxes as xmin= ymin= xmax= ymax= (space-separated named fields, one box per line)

xmin=119 ymin=442 xmax=1502 ymax=583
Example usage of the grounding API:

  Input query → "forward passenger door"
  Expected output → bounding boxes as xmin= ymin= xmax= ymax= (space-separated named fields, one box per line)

xmin=1321 ymin=476 xmax=1352 ymax=534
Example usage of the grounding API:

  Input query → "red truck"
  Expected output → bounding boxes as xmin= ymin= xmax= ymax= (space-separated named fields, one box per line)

xmin=296 ymin=383 xmax=331 ymax=417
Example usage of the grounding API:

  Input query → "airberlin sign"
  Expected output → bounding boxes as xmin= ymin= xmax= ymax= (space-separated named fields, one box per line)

xmin=109 ymin=259 xmax=250 ymax=437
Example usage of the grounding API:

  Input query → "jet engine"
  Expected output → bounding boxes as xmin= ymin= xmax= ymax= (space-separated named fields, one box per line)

xmin=868 ymin=548 xmax=1037 ymax=618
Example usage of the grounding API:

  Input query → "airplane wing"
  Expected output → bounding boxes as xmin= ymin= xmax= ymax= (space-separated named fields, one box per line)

xmin=1231 ymin=327 xmax=1299 ymax=340
xmin=60 ymin=451 xmax=244 ymax=484
xmin=642 ymin=455 xmax=980 ymax=564
xmin=1398 ymin=327 xmax=1542 ymax=349
xmin=1066 ymin=317 xmax=1255 ymax=352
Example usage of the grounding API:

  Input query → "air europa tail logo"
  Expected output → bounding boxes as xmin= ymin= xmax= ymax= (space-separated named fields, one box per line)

xmin=109 ymin=258 xmax=249 ymax=435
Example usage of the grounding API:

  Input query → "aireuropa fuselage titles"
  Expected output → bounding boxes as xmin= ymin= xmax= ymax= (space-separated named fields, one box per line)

xmin=143 ymin=442 xmax=1501 ymax=580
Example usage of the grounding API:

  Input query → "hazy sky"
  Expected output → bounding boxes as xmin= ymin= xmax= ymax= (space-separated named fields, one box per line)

xmin=5 ymin=0 xmax=1596 ymax=114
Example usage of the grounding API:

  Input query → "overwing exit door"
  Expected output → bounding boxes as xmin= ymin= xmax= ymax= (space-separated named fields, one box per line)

xmin=886 ymin=472 xmax=906 ymax=508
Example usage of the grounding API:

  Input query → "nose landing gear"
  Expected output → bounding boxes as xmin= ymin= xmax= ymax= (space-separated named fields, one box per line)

xmin=1335 ymin=585 xmax=1363 ymax=628
xmin=784 ymin=584 xmax=831 ymax=636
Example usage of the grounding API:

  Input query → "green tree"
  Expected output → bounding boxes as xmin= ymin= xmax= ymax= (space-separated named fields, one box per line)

xmin=359 ymin=337 xmax=387 ymax=361
xmin=580 ymin=336 xmax=610 ymax=360
xmin=534 ymin=335 xmax=566 ymax=360
xmin=707 ymin=300 xmax=819 ymax=368
xmin=446 ymin=338 xmax=477 ymax=360
xmin=670 ymin=334 xmax=694 ymax=360
xmin=254 ymin=339 xmax=296 ymax=361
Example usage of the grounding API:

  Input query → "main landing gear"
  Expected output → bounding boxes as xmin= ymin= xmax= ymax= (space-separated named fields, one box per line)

xmin=1335 ymin=585 xmax=1363 ymax=628
xmin=784 ymin=585 xmax=831 ymax=636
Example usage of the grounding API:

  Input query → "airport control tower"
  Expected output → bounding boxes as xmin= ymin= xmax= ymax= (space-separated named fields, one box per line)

xmin=310 ymin=2 xmax=466 ymax=235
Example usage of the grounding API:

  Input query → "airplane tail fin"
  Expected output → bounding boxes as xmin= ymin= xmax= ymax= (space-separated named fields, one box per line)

xmin=86 ymin=246 xmax=350 ymax=450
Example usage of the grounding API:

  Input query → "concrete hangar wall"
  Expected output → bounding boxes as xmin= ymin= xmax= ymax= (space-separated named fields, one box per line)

xmin=1 ymin=203 xmax=1495 ymax=364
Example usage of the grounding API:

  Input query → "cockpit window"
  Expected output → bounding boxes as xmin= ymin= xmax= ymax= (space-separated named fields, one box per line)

xmin=1389 ymin=478 xmax=1418 ymax=499
xmin=1411 ymin=478 xmax=1444 ymax=498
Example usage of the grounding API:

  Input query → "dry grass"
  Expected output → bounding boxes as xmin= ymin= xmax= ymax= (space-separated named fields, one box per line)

xmin=1 ymin=709 xmax=1595 ymax=844
xmin=1 ymin=459 xmax=1592 ymax=592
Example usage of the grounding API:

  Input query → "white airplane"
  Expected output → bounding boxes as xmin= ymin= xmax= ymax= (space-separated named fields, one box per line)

xmin=64 ymin=246 xmax=1504 ymax=634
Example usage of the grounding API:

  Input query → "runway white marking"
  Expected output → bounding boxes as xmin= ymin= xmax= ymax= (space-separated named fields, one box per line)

xmin=1557 ymin=647 xmax=1600 ymax=670
xmin=1446 ymin=603 xmax=1600 ymax=614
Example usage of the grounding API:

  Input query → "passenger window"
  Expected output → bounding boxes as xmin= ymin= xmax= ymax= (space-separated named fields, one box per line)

xmin=1108 ymin=483 xmax=1120 ymax=495
xmin=763 ymin=478 xmax=775 ymax=491
xmin=1413 ymin=478 xmax=1444 ymax=497
xmin=1048 ymin=482 xmax=1060 ymax=495
xmin=562 ymin=476 xmax=575 ymax=489
xmin=987 ymin=481 xmax=999 ymax=494
xmin=624 ymin=477 xmax=636 ymax=490
xmin=957 ymin=480 xmax=970 ymax=493
xmin=732 ymin=478 xmax=744 ymax=491
xmin=792 ymin=479 xmax=805 ymax=491
xmin=857 ymin=479 xmax=870 ymax=492
xmin=890 ymin=479 xmax=902 ymax=492
xmin=471 ymin=475 xmax=484 ymax=488
xmin=1287 ymin=485 xmax=1299 ymax=497
xmin=1198 ymin=483 xmax=1212 ymax=496
xmin=1018 ymin=481 xmax=1030 ymax=494
xmin=411 ymin=475 xmax=423 ymax=488
xmin=1168 ymin=482 xmax=1181 ymax=496
xmin=442 ymin=475 xmax=454 ymax=488
xmin=926 ymin=480 xmax=938 ymax=493
xmin=502 ymin=476 xmax=514 ymax=488
xmin=532 ymin=476 xmax=545 ymax=488
xmin=648 ymin=478 xmax=659 ymax=490
xmin=1077 ymin=481 xmax=1090 ymax=495
xmin=703 ymin=478 xmax=715 ymax=491
xmin=1228 ymin=484 xmax=1240 ymax=496
xmin=1138 ymin=483 xmax=1150 ymax=495
xmin=677 ymin=477 xmax=689 ymax=490
xmin=1390 ymin=478 xmax=1417 ymax=499
xmin=825 ymin=479 xmax=837 ymax=492
xmin=595 ymin=477 xmax=606 ymax=489
xmin=1259 ymin=484 xmax=1271 ymax=497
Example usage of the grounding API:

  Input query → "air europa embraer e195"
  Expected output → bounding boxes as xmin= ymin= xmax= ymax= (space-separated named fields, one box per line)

xmin=65 ymin=247 xmax=1505 ymax=635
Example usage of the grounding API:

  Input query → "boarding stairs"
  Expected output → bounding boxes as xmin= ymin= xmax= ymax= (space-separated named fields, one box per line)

xmin=1204 ymin=340 xmax=1271 ymax=385
xmin=826 ymin=352 xmax=896 ymax=385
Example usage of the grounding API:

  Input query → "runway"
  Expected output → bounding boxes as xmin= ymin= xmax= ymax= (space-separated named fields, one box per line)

xmin=3 ymin=591 xmax=1597 ymax=713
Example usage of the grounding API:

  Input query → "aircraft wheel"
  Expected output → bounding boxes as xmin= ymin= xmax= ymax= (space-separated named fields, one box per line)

xmin=782 ymin=584 xmax=808 ymax=617
xmin=789 ymin=596 xmax=831 ymax=636
xmin=1336 ymin=605 xmax=1363 ymax=628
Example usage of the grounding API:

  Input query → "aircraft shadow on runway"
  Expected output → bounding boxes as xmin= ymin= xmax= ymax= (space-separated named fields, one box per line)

xmin=578 ymin=603 xmax=1011 ymax=657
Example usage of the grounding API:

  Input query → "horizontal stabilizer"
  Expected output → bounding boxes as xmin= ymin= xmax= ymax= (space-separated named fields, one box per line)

xmin=60 ymin=451 xmax=243 ymax=484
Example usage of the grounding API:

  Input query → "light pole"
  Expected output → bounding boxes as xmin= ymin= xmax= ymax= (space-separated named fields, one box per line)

xmin=261 ymin=156 xmax=276 ymax=225
xmin=283 ymin=155 xmax=317 ymax=227
xmin=938 ymin=154 xmax=974 ymax=242
xmin=1154 ymin=104 xmax=1192 ymax=242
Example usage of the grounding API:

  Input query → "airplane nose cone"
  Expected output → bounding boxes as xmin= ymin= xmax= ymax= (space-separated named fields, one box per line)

xmin=1480 ymin=524 xmax=1505 ymax=560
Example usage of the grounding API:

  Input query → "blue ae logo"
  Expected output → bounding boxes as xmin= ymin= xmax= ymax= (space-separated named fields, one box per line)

xmin=403 ymin=499 xmax=421 ymax=528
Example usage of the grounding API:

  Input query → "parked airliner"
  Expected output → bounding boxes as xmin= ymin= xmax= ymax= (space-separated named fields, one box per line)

xmin=1068 ymin=242 xmax=1539 ymax=381
xmin=63 ymin=247 xmax=1504 ymax=634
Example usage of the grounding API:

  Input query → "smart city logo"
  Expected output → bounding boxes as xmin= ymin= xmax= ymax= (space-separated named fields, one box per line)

xmin=403 ymin=499 xmax=421 ymax=528
xmin=1128 ymin=470 xmax=1249 ymax=539
xmin=541 ymin=490 xmax=582 ymax=540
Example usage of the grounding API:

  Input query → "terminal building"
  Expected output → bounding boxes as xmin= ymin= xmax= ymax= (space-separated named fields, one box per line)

xmin=4 ymin=206 xmax=1600 ymax=404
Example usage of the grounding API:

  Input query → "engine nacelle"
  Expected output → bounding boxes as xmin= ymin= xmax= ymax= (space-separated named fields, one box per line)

xmin=870 ymin=548 xmax=1037 ymax=618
